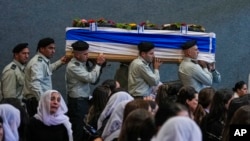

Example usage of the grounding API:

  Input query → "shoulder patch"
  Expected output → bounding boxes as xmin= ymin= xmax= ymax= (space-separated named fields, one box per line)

xmin=11 ymin=64 xmax=16 ymax=70
xmin=38 ymin=56 xmax=43 ymax=62
xmin=74 ymin=62 xmax=80 ymax=66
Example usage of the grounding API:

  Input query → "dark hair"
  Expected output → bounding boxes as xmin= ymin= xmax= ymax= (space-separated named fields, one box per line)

xmin=123 ymin=99 xmax=150 ymax=122
xmin=232 ymin=81 xmax=246 ymax=92
xmin=208 ymin=88 xmax=233 ymax=123
xmin=137 ymin=42 xmax=154 ymax=54
xmin=86 ymin=85 xmax=110 ymax=127
xmin=198 ymin=87 xmax=215 ymax=109
xmin=36 ymin=37 xmax=54 ymax=51
xmin=102 ymin=79 xmax=117 ymax=93
xmin=176 ymin=86 xmax=197 ymax=106
xmin=222 ymin=105 xmax=250 ymax=141
xmin=156 ymin=83 xmax=182 ymax=107
xmin=119 ymin=109 xmax=156 ymax=141
xmin=155 ymin=102 xmax=187 ymax=128
xmin=12 ymin=43 xmax=28 ymax=53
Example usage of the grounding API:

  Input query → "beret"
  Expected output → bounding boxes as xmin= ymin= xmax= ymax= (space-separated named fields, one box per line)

xmin=72 ymin=41 xmax=89 ymax=51
xmin=12 ymin=43 xmax=28 ymax=53
xmin=138 ymin=42 xmax=154 ymax=52
xmin=181 ymin=40 xmax=197 ymax=50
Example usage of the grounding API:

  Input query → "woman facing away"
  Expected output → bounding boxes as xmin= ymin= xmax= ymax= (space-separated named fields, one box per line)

xmin=27 ymin=90 xmax=73 ymax=141
xmin=200 ymin=88 xmax=234 ymax=141
xmin=222 ymin=105 xmax=250 ymax=141
xmin=153 ymin=116 xmax=202 ymax=141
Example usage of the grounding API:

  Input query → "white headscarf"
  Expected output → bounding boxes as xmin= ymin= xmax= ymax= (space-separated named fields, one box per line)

xmin=34 ymin=90 xmax=73 ymax=141
xmin=102 ymin=100 xmax=132 ymax=141
xmin=153 ymin=116 xmax=202 ymax=141
xmin=0 ymin=104 xmax=20 ymax=141
xmin=97 ymin=91 xmax=134 ymax=129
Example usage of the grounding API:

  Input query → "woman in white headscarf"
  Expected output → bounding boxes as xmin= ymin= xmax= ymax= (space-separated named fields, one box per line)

xmin=97 ymin=91 xmax=134 ymax=130
xmin=27 ymin=90 xmax=73 ymax=141
xmin=153 ymin=116 xmax=202 ymax=141
xmin=0 ymin=104 xmax=20 ymax=141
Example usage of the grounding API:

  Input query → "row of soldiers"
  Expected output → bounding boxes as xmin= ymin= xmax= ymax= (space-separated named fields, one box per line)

xmin=0 ymin=37 xmax=106 ymax=141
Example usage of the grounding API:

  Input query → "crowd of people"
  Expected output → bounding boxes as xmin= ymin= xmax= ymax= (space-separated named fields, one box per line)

xmin=0 ymin=37 xmax=249 ymax=141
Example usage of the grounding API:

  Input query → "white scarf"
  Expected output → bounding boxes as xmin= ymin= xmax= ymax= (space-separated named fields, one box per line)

xmin=97 ymin=91 xmax=134 ymax=130
xmin=0 ymin=104 xmax=20 ymax=141
xmin=34 ymin=90 xmax=73 ymax=141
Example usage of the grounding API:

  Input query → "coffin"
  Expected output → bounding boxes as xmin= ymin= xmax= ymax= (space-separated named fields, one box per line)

xmin=65 ymin=27 xmax=216 ymax=63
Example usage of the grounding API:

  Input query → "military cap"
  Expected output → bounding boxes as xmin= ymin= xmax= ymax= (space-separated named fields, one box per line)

xmin=181 ymin=40 xmax=197 ymax=50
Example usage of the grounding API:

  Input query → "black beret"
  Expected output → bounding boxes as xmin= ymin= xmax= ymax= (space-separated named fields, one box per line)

xmin=37 ymin=37 xmax=55 ymax=51
xmin=72 ymin=41 xmax=89 ymax=51
xmin=12 ymin=43 xmax=28 ymax=53
xmin=181 ymin=40 xmax=197 ymax=50
xmin=138 ymin=42 xmax=154 ymax=52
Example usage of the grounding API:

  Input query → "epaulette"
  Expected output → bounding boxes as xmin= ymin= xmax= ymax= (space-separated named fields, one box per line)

xmin=74 ymin=62 xmax=80 ymax=66
xmin=38 ymin=56 xmax=43 ymax=62
xmin=11 ymin=64 xmax=16 ymax=70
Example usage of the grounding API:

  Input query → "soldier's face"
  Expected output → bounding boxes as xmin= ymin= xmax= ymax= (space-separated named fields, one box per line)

xmin=75 ymin=50 xmax=88 ymax=62
xmin=188 ymin=45 xmax=199 ymax=59
xmin=40 ymin=44 xmax=56 ymax=59
xmin=142 ymin=49 xmax=155 ymax=63
xmin=15 ymin=47 xmax=30 ymax=64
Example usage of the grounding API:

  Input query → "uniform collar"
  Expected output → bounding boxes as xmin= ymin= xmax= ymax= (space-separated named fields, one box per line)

xmin=13 ymin=59 xmax=25 ymax=71
xmin=71 ymin=57 xmax=85 ymax=66
xmin=138 ymin=56 xmax=149 ymax=65
xmin=37 ymin=52 xmax=50 ymax=64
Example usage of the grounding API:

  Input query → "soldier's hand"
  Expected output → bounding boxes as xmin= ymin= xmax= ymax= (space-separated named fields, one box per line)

xmin=96 ymin=53 xmax=106 ymax=65
xmin=60 ymin=56 xmax=70 ymax=64
xmin=153 ymin=57 xmax=162 ymax=69
xmin=198 ymin=60 xmax=208 ymax=68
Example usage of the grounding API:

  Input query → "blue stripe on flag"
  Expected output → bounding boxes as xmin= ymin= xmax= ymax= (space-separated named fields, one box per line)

xmin=66 ymin=29 xmax=215 ymax=53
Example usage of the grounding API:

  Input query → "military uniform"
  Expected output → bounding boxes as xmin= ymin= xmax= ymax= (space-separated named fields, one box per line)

xmin=1 ymin=59 xmax=25 ymax=101
xmin=23 ymin=52 xmax=63 ymax=116
xmin=66 ymin=57 xmax=101 ymax=141
xmin=128 ymin=56 xmax=160 ymax=97
xmin=178 ymin=57 xmax=213 ymax=92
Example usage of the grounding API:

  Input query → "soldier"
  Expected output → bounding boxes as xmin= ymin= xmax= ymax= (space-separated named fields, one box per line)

xmin=23 ymin=37 xmax=68 ymax=117
xmin=1 ymin=43 xmax=29 ymax=104
xmin=66 ymin=40 xmax=105 ymax=141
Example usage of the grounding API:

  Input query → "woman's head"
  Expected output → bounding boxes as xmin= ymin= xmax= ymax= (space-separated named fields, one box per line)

xmin=230 ymin=105 xmax=250 ymax=125
xmin=198 ymin=87 xmax=215 ymax=110
xmin=102 ymin=79 xmax=120 ymax=93
xmin=119 ymin=109 xmax=156 ymax=141
xmin=38 ymin=90 xmax=68 ymax=116
xmin=232 ymin=81 xmax=248 ymax=97
xmin=156 ymin=83 xmax=182 ymax=106
xmin=177 ymin=86 xmax=198 ymax=113
xmin=209 ymin=88 xmax=234 ymax=121
xmin=155 ymin=103 xmax=188 ymax=128
xmin=0 ymin=104 xmax=20 ymax=141
xmin=91 ymin=85 xmax=111 ymax=109
xmin=123 ymin=99 xmax=150 ymax=122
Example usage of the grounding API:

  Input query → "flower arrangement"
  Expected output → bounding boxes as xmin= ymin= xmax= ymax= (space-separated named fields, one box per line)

xmin=162 ymin=23 xmax=205 ymax=32
xmin=71 ymin=18 xmax=205 ymax=32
